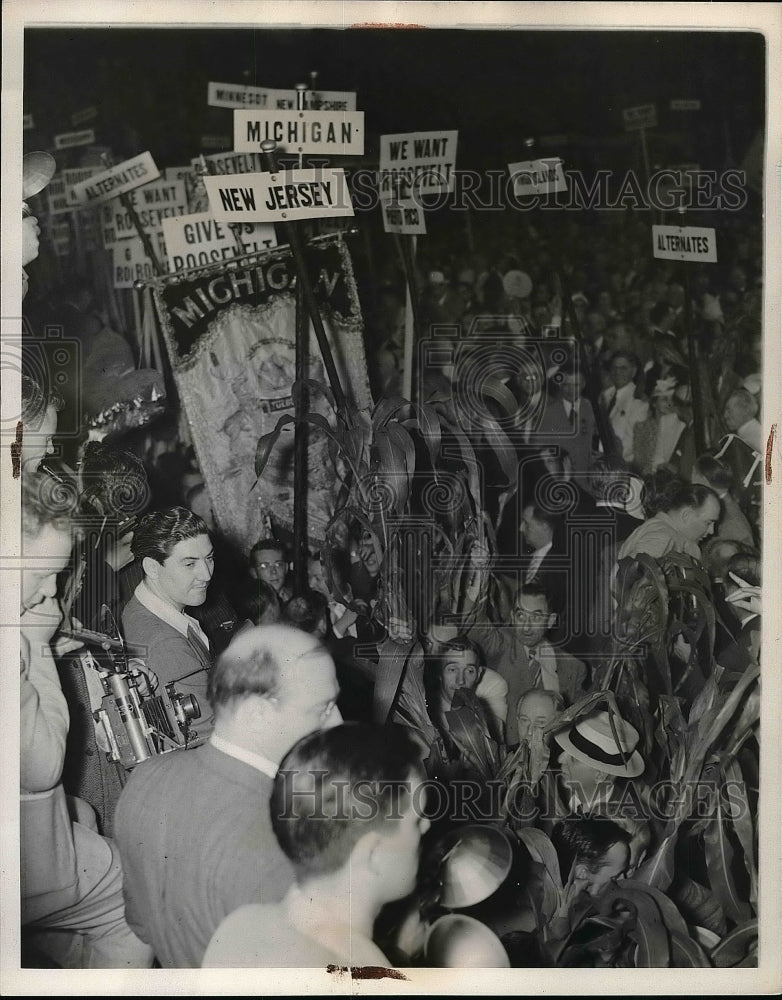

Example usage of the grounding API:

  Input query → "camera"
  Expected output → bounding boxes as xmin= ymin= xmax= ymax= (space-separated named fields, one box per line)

xmin=94 ymin=665 xmax=206 ymax=771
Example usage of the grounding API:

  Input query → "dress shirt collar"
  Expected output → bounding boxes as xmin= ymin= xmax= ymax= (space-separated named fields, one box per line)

xmin=209 ymin=732 xmax=278 ymax=779
xmin=135 ymin=579 xmax=209 ymax=649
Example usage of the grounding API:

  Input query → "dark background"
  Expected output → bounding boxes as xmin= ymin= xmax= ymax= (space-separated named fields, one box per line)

xmin=23 ymin=28 xmax=765 ymax=172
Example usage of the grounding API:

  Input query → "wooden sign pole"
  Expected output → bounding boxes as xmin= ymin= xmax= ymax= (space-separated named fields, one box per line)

xmin=100 ymin=152 xmax=164 ymax=276
xmin=683 ymin=265 xmax=707 ymax=454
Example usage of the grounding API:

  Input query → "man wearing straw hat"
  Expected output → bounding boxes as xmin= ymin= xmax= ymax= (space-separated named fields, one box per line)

xmin=547 ymin=709 xmax=651 ymax=869
xmin=22 ymin=151 xmax=56 ymax=299
xmin=554 ymin=709 xmax=645 ymax=814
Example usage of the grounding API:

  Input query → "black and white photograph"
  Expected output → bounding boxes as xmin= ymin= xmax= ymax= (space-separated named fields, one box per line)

xmin=2 ymin=1 xmax=780 ymax=995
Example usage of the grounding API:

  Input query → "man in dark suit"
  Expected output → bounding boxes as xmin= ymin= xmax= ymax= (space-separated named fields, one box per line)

xmin=121 ymin=507 xmax=217 ymax=737
xmin=114 ymin=623 xmax=342 ymax=968
xmin=529 ymin=360 xmax=599 ymax=475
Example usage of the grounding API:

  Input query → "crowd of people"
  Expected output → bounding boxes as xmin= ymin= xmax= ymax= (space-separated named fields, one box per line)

xmin=15 ymin=141 xmax=764 ymax=972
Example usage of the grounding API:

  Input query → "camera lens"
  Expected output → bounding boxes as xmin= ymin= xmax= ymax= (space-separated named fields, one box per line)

xmin=178 ymin=694 xmax=201 ymax=722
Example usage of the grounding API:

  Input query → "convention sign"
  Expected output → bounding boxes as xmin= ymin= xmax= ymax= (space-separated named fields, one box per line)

xmin=112 ymin=236 xmax=158 ymax=288
xmin=670 ymin=99 xmax=701 ymax=111
xmin=54 ymin=128 xmax=96 ymax=150
xmin=70 ymin=150 xmax=160 ymax=207
xmin=622 ymin=104 xmax=657 ymax=131
xmin=99 ymin=178 xmax=188 ymax=243
xmin=161 ymin=211 xmax=278 ymax=272
xmin=46 ymin=176 xmax=71 ymax=216
xmin=150 ymin=236 xmax=372 ymax=550
xmin=208 ymin=81 xmax=357 ymax=111
xmin=191 ymin=150 xmax=265 ymax=176
xmin=381 ymin=199 xmax=427 ymax=235
xmin=378 ymin=130 xmax=458 ymax=197
xmin=507 ymin=157 xmax=567 ymax=197
xmin=202 ymin=167 xmax=354 ymax=222
xmin=64 ymin=167 xmax=101 ymax=207
xmin=71 ymin=105 xmax=99 ymax=126
xmin=652 ymin=225 xmax=717 ymax=263
xmin=233 ymin=109 xmax=365 ymax=156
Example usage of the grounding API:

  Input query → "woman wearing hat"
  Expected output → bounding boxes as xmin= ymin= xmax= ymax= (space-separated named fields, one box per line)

xmin=632 ymin=376 xmax=686 ymax=475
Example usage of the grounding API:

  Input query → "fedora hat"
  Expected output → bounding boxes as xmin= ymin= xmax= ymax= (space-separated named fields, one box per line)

xmin=23 ymin=151 xmax=57 ymax=200
xmin=554 ymin=710 xmax=644 ymax=777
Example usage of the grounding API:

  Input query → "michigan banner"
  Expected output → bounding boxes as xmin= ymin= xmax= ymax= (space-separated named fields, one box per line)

xmin=152 ymin=235 xmax=372 ymax=550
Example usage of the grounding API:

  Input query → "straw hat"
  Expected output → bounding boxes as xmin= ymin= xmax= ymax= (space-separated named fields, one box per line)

xmin=23 ymin=151 xmax=57 ymax=200
xmin=554 ymin=710 xmax=644 ymax=777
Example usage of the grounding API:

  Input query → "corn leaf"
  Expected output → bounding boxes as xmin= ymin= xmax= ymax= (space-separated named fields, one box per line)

xmin=721 ymin=758 xmax=758 ymax=909
xmin=672 ymin=877 xmax=727 ymax=937
xmin=632 ymin=832 xmax=678 ymax=891
xmin=710 ymin=918 xmax=758 ymax=968
xmin=373 ymin=637 xmax=416 ymax=725
xmin=253 ymin=413 xmax=294 ymax=479
xmin=670 ymin=931 xmax=712 ymax=968
xmin=703 ymin=786 xmax=752 ymax=926
xmin=596 ymin=883 xmax=671 ymax=968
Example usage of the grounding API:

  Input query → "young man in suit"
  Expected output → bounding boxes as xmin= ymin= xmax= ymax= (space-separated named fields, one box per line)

xmin=121 ymin=506 xmax=216 ymax=737
xmin=599 ymin=350 xmax=649 ymax=464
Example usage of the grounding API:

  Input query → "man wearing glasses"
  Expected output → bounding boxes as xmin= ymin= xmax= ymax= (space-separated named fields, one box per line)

xmin=114 ymin=624 xmax=342 ymax=968
xmin=466 ymin=582 xmax=587 ymax=746
xmin=249 ymin=538 xmax=292 ymax=602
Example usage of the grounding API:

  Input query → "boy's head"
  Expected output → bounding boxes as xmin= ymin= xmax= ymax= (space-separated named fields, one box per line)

xmin=250 ymin=538 xmax=288 ymax=592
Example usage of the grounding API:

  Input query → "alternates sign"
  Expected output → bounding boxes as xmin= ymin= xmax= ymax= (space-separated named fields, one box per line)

xmin=381 ymin=199 xmax=427 ymax=235
xmin=71 ymin=151 xmax=160 ymax=207
xmin=652 ymin=225 xmax=717 ymax=263
xmin=161 ymin=212 xmax=278 ymax=271
xmin=203 ymin=168 xmax=354 ymax=222
xmin=378 ymin=130 xmax=458 ymax=196
xmin=508 ymin=157 xmax=567 ymax=197
xmin=54 ymin=128 xmax=96 ymax=150
xmin=208 ymin=81 xmax=356 ymax=111
xmin=670 ymin=99 xmax=701 ymax=111
xmin=64 ymin=167 xmax=101 ymax=207
xmin=234 ymin=110 xmax=364 ymax=155
xmin=100 ymin=178 xmax=188 ymax=244
xmin=622 ymin=104 xmax=658 ymax=131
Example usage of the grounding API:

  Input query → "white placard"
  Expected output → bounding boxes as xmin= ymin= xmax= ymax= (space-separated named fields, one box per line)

xmin=203 ymin=168 xmax=354 ymax=222
xmin=652 ymin=225 xmax=717 ymax=263
xmin=622 ymin=104 xmax=658 ymax=131
xmin=112 ymin=236 xmax=159 ymax=288
xmin=508 ymin=157 xmax=567 ymax=197
xmin=381 ymin=199 xmax=427 ymax=235
xmin=670 ymin=99 xmax=701 ymax=111
xmin=378 ymin=130 xmax=458 ymax=196
xmin=233 ymin=110 xmax=364 ymax=155
xmin=54 ymin=128 xmax=96 ymax=150
xmin=71 ymin=150 xmax=160 ymax=207
xmin=71 ymin=106 xmax=98 ymax=126
xmin=100 ymin=179 xmax=188 ymax=244
xmin=46 ymin=177 xmax=70 ymax=216
xmin=208 ymin=81 xmax=356 ymax=111
xmin=191 ymin=150 xmax=266 ymax=176
xmin=161 ymin=211 xmax=278 ymax=271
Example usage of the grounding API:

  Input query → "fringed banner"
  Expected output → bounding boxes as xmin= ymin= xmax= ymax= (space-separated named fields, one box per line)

xmin=150 ymin=235 xmax=371 ymax=551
